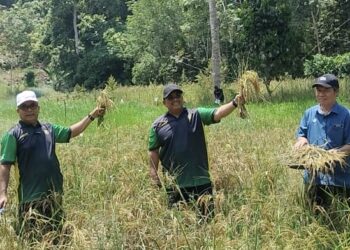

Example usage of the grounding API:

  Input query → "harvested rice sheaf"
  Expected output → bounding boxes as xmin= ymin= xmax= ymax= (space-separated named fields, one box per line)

xmin=238 ymin=70 xmax=262 ymax=102
xmin=236 ymin=70 xmax=264 ymax=118
xmin=288 ymin=145 xmax=347 ymax=175
xmin=96 ymin=89 xmax=114 ymax=126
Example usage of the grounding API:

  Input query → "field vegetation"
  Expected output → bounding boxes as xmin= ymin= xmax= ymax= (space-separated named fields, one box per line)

xmin=1 ymin=71 xmax=350 ymax=249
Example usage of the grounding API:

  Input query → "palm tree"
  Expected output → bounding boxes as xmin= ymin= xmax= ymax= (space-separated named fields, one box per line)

xmin=208 ymin=0 xmax=222 ymax=104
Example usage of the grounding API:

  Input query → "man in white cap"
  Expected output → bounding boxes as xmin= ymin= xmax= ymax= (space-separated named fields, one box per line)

xmin=0 ymin=90 xmax=104 ymax=238
xmin=294 ymin=74 xmax=350 ymax=212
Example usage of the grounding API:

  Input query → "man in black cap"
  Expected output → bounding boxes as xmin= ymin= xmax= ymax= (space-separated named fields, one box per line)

xmin=148 ymin=83 xmax=244 ymax=220
xmin=294 ymin=74 xmax=350 ymax=211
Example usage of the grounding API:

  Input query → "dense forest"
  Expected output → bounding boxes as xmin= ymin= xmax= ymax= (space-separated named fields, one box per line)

xmin=0 ymin=0 xmax=349 ymax=91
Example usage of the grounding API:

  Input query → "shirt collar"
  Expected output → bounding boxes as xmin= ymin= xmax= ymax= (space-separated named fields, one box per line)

xmin=19 ymin=120 xmax=41 ymax=128
xmin=166 ymin=107 xmax=187 ymax=118
xmin=317 ymin=102 xmax=340 ymax=116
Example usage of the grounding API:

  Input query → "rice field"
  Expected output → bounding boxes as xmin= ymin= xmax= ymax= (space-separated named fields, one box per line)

xmin=1 ymin=72 xmax=350 ymax=249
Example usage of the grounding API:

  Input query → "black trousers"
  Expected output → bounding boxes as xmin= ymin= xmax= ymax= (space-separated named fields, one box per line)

xmin=305 ymin=184 xmax=350 ymax=210
xmin=18 ymin=195 xmax=65 ymax=238
xmin=166 ymin=182 xmax=214 ymax=219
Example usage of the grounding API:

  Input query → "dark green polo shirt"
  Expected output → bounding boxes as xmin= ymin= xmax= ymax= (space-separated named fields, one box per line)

xmin=148 ymin=107 xmax=218 ymax=188
xmin=0 ymin=121 xmax=71 ymax=204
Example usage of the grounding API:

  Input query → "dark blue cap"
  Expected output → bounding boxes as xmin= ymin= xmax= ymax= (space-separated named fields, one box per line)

xmin=312 ymin=74 xmax=339 ymax=89
xmin=163 ymin=83 xmax=183 ymax=99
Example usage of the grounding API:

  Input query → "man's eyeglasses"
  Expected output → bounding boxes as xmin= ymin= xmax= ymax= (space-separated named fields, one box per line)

xmin=19 ymin=102 xmax=38 ymax=111
xmin=166 ymin=92 xmax=182 ymax=100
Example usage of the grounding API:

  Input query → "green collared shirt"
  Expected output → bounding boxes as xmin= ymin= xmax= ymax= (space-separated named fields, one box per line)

xmin=1 ymin=121 xmax=71 ymax=204
xmin=149 ymin=107 xmax=218 ymax=188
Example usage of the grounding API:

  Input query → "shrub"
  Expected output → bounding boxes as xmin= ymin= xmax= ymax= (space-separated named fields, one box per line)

xmin=24 ymin=70 xmax=36 ymax=87
xmin=193 ymin=70 xmax=214 ymax=105
xmin=304 ymin=53 xmax=350 ymax=77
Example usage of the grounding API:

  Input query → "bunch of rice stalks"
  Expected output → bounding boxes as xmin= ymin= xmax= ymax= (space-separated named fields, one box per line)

xmin=286 ymin=145 xmax=347 ymax=176
xmin=96 ymin=89 xmax=114 ymax=127
xmin=236 ymin=70 xmax=264 ymax=118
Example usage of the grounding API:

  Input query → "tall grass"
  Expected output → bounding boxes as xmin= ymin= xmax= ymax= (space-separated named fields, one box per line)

xmin=1 ymin=76 xmax=350 ymax=249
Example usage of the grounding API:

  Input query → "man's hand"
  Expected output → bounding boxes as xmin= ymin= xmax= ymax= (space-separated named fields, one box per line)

xmin=0 ymin=164 xmax=10 ymax=209
xmin=233 ymin=94 xmax=247 ymax=118
xmin=234 ymin=94 xmax=245 ymax=106
xmin=149 ymin=150 xmax=161 ymax=188
xmin=294 ymin=137 xmax=308 ymax=149
xmin=89 ymin=107 xmax=106 ymax=119
xmin=151 ymin=176 xmax=162 ymax=189
xmin=330 ymin=145 xmax=350 ymax=155
xmin=0 ymin=193 xmax=7 ymax=209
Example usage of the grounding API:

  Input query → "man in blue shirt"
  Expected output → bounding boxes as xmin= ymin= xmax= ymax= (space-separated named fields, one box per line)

xmin=294 ymin=74 xmax=350 ymax=210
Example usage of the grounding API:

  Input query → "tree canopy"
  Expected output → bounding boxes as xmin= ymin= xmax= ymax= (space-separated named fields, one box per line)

xmin=0 ymin=0 xmax=349 ymax=90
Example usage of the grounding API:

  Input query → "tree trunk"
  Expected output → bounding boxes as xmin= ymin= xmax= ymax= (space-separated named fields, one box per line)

xmin=311 ymin=10 xmax=321 ymax=54
xmin=73 ymin=3 xmax=79 ymax=55
xmin=208 ymin=0 xmax=221 ymax=94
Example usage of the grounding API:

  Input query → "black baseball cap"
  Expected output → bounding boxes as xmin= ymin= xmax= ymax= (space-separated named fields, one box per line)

xmin=163 ymin=83 xmax=183 ymax=99
xmin=312 ymin=74 xmax=339 ymax=89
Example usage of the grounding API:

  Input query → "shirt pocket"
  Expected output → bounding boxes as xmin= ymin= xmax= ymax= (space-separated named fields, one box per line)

xmin=327 ymin=123 xmax=344 ymax=147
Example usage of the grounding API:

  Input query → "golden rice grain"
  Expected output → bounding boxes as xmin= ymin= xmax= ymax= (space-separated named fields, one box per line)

xmin=287 ymin=145 xmax=347 ymax=175
xmin=236 ymin=70 xmax=264 ymax=118
xmin=96 ymin=89 xmax=114 ymax=126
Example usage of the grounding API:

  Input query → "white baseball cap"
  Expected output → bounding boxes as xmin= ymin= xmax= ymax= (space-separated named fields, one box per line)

xmin=16 ymin=90 xmax=38 ymax=107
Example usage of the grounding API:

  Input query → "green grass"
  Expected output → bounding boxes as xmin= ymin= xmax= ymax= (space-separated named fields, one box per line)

xmin=2 ymin=76 xmax=350 ymax=249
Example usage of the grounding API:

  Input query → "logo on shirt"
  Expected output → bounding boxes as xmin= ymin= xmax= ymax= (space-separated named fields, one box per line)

xmin=156 ymin=118 xmax=169 ymax=128
xmin=187 ymin=113 xmax=192 ymax=123
xmin=19 ymin=133 xmax=28 ymax=140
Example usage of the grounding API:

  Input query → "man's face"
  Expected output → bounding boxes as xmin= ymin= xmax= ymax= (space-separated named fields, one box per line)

xmin=17 ymin=101 xmax=40 ymax=125
xmin=163 ymin=91 xmax=184 ymax=114
xmin=314 ymin=86 xmax=337 ymax=107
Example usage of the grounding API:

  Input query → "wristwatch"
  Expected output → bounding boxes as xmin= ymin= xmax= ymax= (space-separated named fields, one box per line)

xmin=232 ymin=98 xmax=238 ymax=108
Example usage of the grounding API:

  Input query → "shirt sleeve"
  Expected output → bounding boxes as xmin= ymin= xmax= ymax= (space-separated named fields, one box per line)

xmin=343 ymin=110 xmax=350 ymax=145
xmin=52 ymin=124 xmax=71 ymax=143
xmin=148 ymin=127 xmax=160 ymax=151
xmin=197 ymin=107 xmax=218 ymax=125
xmin=0 ymin=132 xmax=17 ymax=165
xmin=296 ymin=111 xmax=309 ymax=139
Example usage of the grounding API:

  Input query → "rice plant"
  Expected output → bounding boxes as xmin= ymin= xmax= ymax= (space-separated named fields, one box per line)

xmin=1 ymin=77 xmax=350 ymax=249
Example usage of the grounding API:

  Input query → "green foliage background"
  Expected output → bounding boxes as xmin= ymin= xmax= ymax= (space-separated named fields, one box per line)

xmin=1 ymin=0 xmax=349 ymax=90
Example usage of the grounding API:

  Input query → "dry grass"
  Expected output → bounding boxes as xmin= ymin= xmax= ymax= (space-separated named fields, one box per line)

xmin=2 ymin=79 xmax=350 ymax=249
xmin=285 ymin=145 xmax=347 ymax=175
